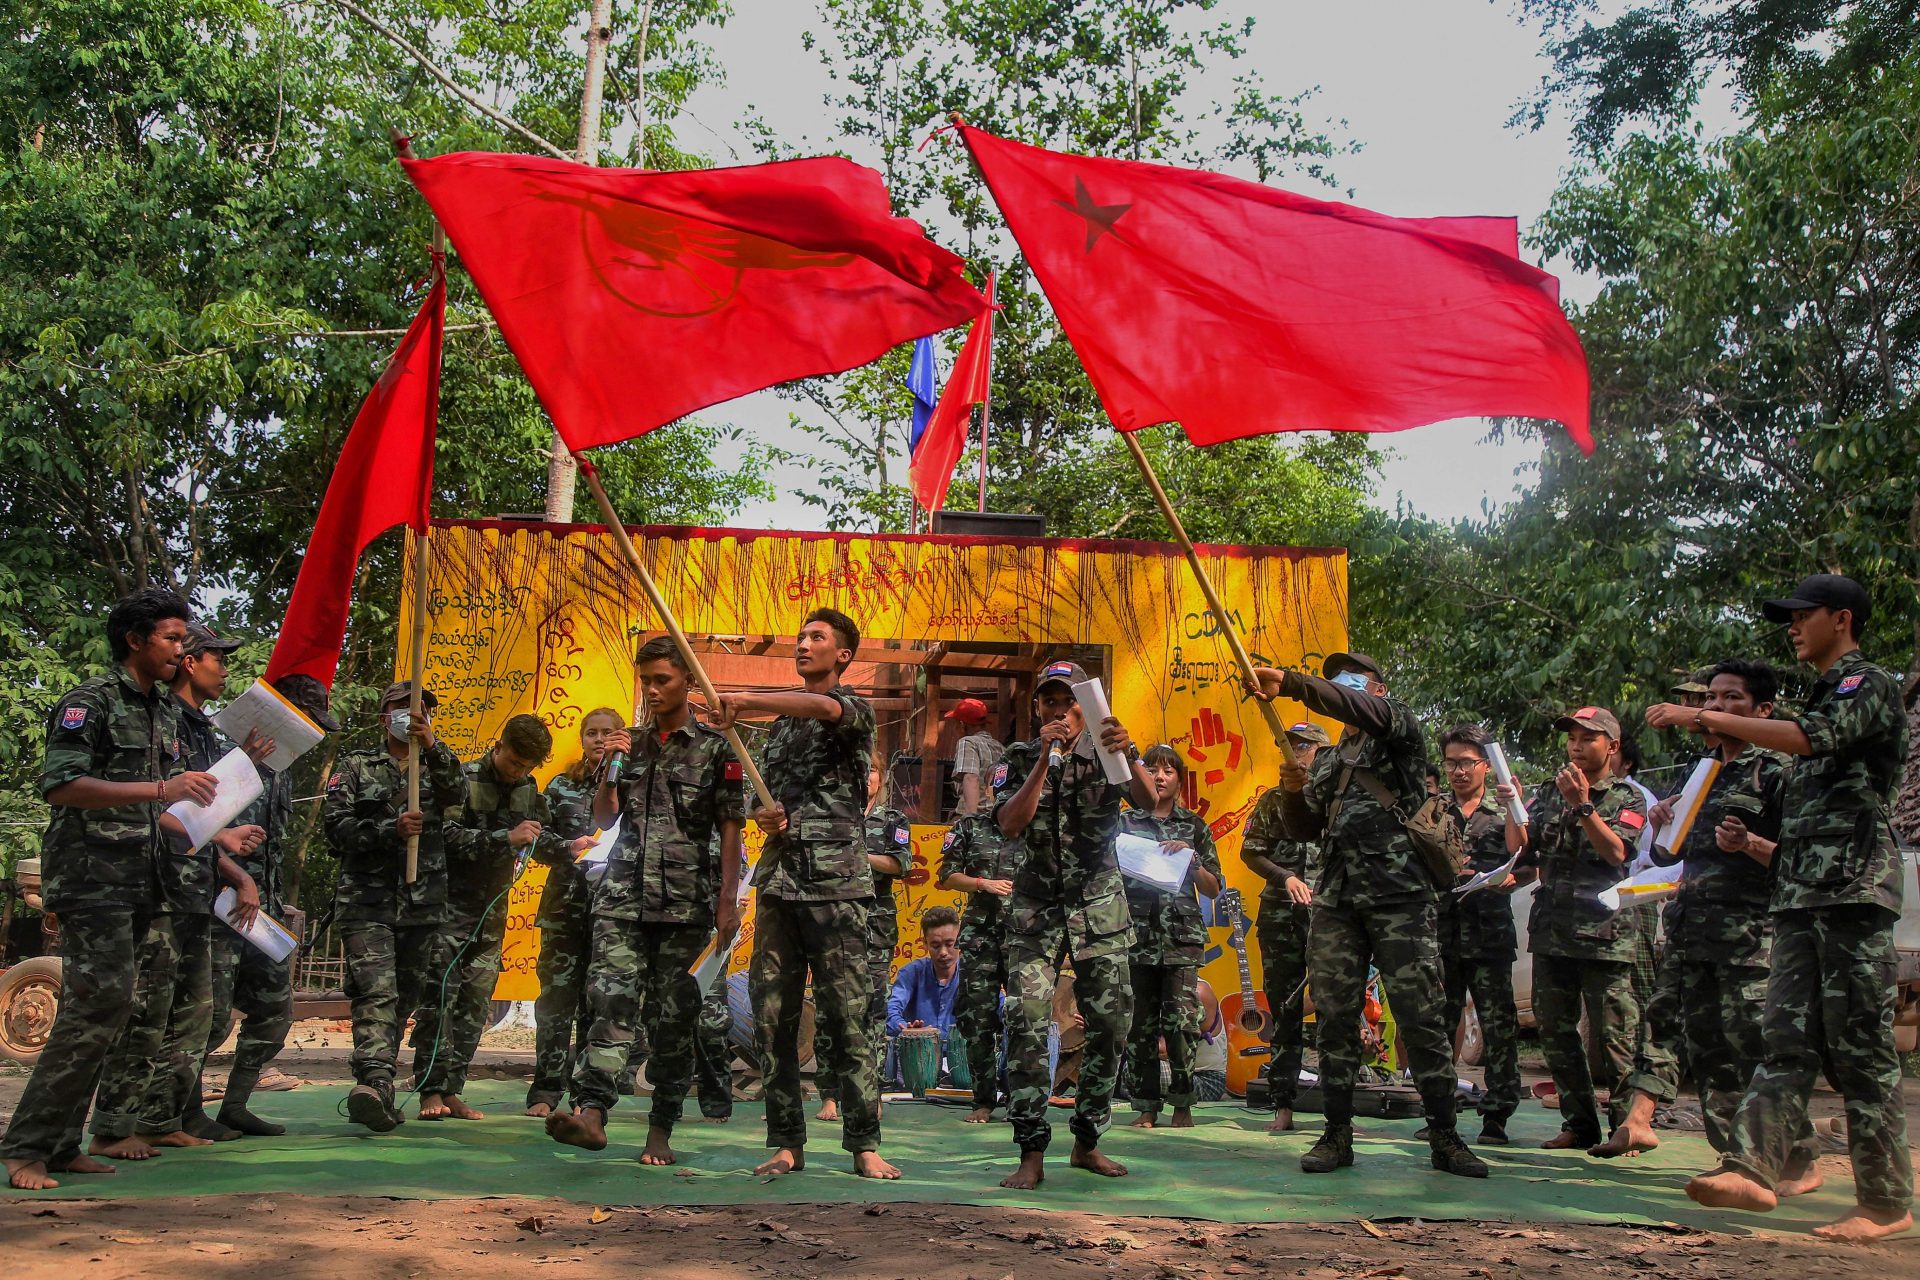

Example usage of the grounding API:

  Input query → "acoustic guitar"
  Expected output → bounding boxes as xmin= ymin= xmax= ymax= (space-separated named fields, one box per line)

xmin=1216 ymin=888 xmax=1273 ymax=1097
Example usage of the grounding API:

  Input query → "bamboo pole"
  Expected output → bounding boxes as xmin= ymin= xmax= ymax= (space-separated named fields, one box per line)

xmin=977 ymin=274 xmax=995 ymax=513
xmin=575 ymin=458 xmax=776 ymax=812
xmin=1119 ymin=431 xmax=1299 ymax=762
xmin=403 ymin=526 xmax=431 ymax=883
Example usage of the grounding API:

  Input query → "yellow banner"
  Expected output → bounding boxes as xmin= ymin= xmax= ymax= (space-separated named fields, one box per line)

xmin=399 ymin=520 xmax=1347 ymax=1002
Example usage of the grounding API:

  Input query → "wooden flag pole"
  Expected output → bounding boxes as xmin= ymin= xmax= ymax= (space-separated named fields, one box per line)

xmin=403 ymin=526 xmax=432 ymax=883
xmin=576 ymin=457 xmax=776 ymax=812
xmin=1119 ymin=431 xmax=1299 ymax=762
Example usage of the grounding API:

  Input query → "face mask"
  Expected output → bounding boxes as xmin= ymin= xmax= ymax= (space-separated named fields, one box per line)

xmin=385 ymin=710 xmax=410 ymax=741
xmin=1331 ymin=670 xmax=1373 ymax=693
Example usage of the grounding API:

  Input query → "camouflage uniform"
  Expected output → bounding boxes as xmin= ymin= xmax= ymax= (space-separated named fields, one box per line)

xmin=204 ymin=763 xmax=296 ymax=1109
xmin=1436 ymin=791 xmax=1523 ymax=1125
xmin=1525 ymin=773 xmax=1649 ymax=1142
xmin=323 ymin=740 xmax=465 ymax=1094
xmin=428 ymin=753 xmax=573 ymax=1098
xmin=817 ymin=805 xmax=913 ymax=1099
xmin=568 ymin=720 xmax=743 ymax=1137
xmin=994 ymin=735 xmax=1134 ymax=1154
xmin=1120 ymin=805 xmax=1222 ymax=1115
xmin=1720 ymin=651 xmax=1913 ymax=1213
xmin=0 ymin=669 xmax=180 ymax=1168
xmin=1241 ymin=787 xmax=1314 ymax=1110
xmin=694 ymin=972 xmax=736 ymax=1118
xmin=941 ymin=812 xmax=1025 ymax=1111
xmin=750 ymin=685 xmax=881 ymax=1155
xmin=1275 ymin=674 xmax=1460 ymax=1133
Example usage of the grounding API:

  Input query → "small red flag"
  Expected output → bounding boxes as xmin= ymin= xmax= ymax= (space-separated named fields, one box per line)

xmin=909 ymin=276 xmax=995 ymax=512
xmin=265 ymin=267 xmax=444 ymax=689
xmin=401 ymin=152 xmax=987 ymax=453
xmin=958 ymin=126 xmax=1591 ymax=452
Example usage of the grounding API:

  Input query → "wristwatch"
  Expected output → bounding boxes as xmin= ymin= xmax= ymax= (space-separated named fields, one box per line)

xmin=1125 ymin=744 xmax=1142 ymax=763
xmin=1571 ymin=802 xmax=1596 ymax=820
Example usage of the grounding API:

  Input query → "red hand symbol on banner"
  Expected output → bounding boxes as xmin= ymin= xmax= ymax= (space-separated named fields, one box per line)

xmin=1183 ymin=708 xmax=1244 ymax=786
xmin=1180 ymin=770 xmax=1210 ymax=818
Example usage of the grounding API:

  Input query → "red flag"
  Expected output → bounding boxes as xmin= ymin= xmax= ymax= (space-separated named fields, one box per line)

xmin=910 ymin=276 xmax=995 ymax=512
xmin=401 ymin=152 xmax=987 ymax=452
xmin=958 ymin=126 xmax=1591 ymax=452
xmin=265 ymin=267 xmax=444 ymax=689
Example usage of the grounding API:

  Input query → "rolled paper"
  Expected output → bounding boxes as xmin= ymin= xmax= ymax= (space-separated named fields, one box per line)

xmin=1597 ymin=862 xmax=1684 ymax=912
xmin=1654 ymin=756 xmax=1721 ymax=858
xmin=1485 ymin=742 xmax=1529 ymax=827
xmin=1070 ymin=678 xmax=1136 ymax=785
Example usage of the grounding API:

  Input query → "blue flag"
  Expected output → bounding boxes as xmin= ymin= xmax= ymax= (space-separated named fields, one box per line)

xmin=907 ymin=336 xmax=939 ymax=451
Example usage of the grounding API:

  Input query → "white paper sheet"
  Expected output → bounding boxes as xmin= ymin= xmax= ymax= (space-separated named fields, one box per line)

xmin=687 ymin=932 xmax=731 ymax=990
xmin=1598 ymin=862 xmax=1684 ymax=912
xmin=214 ymin=886 xmax=300 ymax=961
xmin=576 ymin=817 xmax=621 ymax=866
xmin=1452 ymin=850 xmax=1520 ymax=900
xmin=1070 ymin=679 xmax=1135 ymax=785
xmin=1116 ymin=831 xmax=1192 ymax=892
xmin=1653 ymin=757 xmax=1721 ymax=858
xmin=165 ymin=746 xmax=264 ymax=851
xmin=211 ymin=680 xmax=326 ymax=772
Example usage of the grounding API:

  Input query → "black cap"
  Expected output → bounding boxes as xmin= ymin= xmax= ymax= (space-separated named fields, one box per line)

xmin=1322 ymin=652 xmax=1382 ymax=681
xmin=1762 ymin=574 xmax=1870 ymax=628
xmin=1035 ymin=659 xmax=1090 ymax=693
xmin=272 ymin=673 xmax=341 ymax=733
xmin=181 ymin=623 xmax=243 ymax=659
xmin=378 ymin=679 xmax=439 ymax=711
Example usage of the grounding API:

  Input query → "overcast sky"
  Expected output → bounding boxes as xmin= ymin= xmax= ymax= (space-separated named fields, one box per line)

xmin=666 ymin=1 xmax=1666 ymax=531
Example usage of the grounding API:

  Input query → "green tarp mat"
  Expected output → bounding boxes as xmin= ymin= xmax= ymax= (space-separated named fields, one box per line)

xmin=2 ymin=1079 xmax=1857 ymax=1233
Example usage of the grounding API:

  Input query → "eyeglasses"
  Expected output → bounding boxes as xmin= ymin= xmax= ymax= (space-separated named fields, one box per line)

xmin=1442 ymin=757 xmax=1488 ymax=772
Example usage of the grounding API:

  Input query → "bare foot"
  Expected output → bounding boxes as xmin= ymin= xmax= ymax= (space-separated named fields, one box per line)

xmin=48 ymin=1154 xmax=116 ymax=1176
xmin=524 ymin=1102 xmax=553 ymax=1119
xmin=1267 ymin=1108 xmax=1295 ymax=1133
xmin=755 ymin=1146 xmax=805 ymax=1177
xmin=963 ymin=1106 xmax=994 ymax=1124
xmin=1812 ymin=1207 xmax=1913 ymax=1243
xmin=441 ymin=1095 xmax=485 ymax=1121
xmin=853 ymin=1151 xmax=901 ymax=1179
xmin=1130 ymin=1113 xmax=1158 ymax=1128
xmin=1540 ymin=1129 xmax=1594 ymax=1151
xmin=815 ymin=1099 xmax=840 ymax=1122
xmin=1777 ymin=1165 xmax=1826 ymax=1198
xmin=1686 ymin=1169 xmax=1778 ymax=1213
xmin=999 ymin=1150 xmax=1044 ymax=1189
xmin=140 ymin=1129 xmax=214 ymax=1148
xmin=1069 ymin=1140 xmax=1128 ymax=1178
xmin=547 ymin=1106 xmax=608 ymax=1151
xmin=638 ymin=1124 xmax=676 ymax=1166
xmin=1588 ymin=1119 xmax=1660 ymax=1159
xmin=88 ymin=1135 xmax=159 ymax=1161
xmin=6 ymin=1158 xmax=59 ymax=1190
xmin=1170 ymin=1107 xmax=1195 ymax=1129
xmin=417 ymin=1092 xmax=450 ymax=1121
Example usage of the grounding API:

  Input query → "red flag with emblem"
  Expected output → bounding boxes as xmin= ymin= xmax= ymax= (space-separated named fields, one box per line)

xmin=265 ymin=265 xmax=444 ymax=689
xmin=400 ymin=152 xmax=987 ymax=452
xmin=956 ymin=125 xmax=1591 ymax=452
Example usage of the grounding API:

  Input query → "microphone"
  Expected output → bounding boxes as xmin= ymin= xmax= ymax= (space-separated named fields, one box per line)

xmin=603 ymin=745 xmax=626 ymax=787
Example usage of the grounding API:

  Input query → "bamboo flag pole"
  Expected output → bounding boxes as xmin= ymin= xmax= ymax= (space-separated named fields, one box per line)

xmin=402 ymin=222 xmax=448 ymax=884
xmin=1119 ymin=431 xmax=1300 ymax=763
xmin=976 ymin=273 xmax=996 ymax=513
xmin=575 ymin=457 xmax=776 ymax=812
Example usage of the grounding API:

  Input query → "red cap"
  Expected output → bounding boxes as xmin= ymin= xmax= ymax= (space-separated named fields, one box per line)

xmin=943 ymin=697 xmax=989 ymax=724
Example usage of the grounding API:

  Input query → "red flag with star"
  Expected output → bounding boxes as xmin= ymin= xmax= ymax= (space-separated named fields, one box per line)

xmin=402 ymin=151 xmax=987 ymax=452
xmin=957 ymin=125 xmax=1591 ymax=452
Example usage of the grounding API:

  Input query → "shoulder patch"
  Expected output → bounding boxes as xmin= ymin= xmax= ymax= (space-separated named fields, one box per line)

xmin=892 ymin=824 xmax=910 ymax=846
xmin=942 ymin=829 xmax=956 ymax=850
xmin=1835 ymin=673 xmax=1866 ymax=697
xmin=723 ymin=759 xmax=743 ymax=782
xmin=991 ymin=762 xmax=1010 ymax=790
xmin=59 ymin=705 xmax=89 ymax=731
xmin=1618 ymin=809 xmax=1645 ymax=830
xmin=326 ymin=771 xmax=348 ymax=792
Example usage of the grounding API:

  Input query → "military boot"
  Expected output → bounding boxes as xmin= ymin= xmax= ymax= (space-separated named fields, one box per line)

xmin=1301 ymin=1123 xmax=1354 ymax=1173
xmin=347 ymin=1081 xmax=398 ymax=1133
xmin=1477 ymin=1115 xmax=1509 ymax=1146
xmin=1429 ymin=1127 xmax=1490 ymax=1178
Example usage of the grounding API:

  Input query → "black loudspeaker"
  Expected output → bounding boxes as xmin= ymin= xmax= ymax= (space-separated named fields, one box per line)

xmin=930 ymin=510 xmax=1047 ymax=538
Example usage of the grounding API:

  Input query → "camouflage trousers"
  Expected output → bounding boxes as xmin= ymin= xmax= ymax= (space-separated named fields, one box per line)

xmin=1255 ymin=907 xmax=1311 ymax=1110
xmin=1006 ymin=935 xmax=1131 ymax=1154
xmin=1442 ymin=952 xmax=1522 ymax=1122
xmin=1308 ymin=900 xmax=1459 ymax=1129
xmin=751 ymin=895 xmax=880 ymax=1154
xmin=953 ymin=921 xmax=1010 ymax=1111
xmin=569 ymin=916 xmax=707 ymax=1129
xmin=1126 ymin=962 xmax=1200 ymax=1112
xmin=695 ymin=974 xmax=735 ymax=1118
xmin=529 ymin=902 xmax=591 ymax=1108
xmin=1618 ymin=944 xmax=1684 ymax=1106
xmin=0 ymin=907 xmax=147 ymax=1166
xmin=417 ymin=908 xmax=507 ymax=1097
xmin=93 ymin=912 xmax=212 ymax=1138
xmin=814 ymin=903 xmax=895 ymax=1100
xmin=1723 ymin=907 xmax=1913 ymax=1211
xmin=1533 ymin=952 xmax=1639 ymax=1141
xmin=339 ymin=919 xmax=444 ymax=1086
xmin=205 ymin=926 xmax=294 ymax=1079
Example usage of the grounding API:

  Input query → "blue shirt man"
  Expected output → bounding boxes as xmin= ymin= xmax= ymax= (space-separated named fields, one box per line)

xmin=886 ymin=906 xmax=963 ymax=1035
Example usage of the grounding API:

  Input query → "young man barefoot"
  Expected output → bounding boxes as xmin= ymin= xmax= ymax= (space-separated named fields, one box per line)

xmin=938 ymin=810 xmax=1024 ymax=1124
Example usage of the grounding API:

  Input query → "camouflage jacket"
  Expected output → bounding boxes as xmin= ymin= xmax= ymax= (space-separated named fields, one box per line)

xmin=1119 ymin=804 xmax=1223 ymax=966
xmin=236 ymin=764 xmax=295 ymax=915
xmin=753 ymin=686 xmax=875 ymax=904
xmin=1438 ymin=790 xmax=1520 ymax=959
xmin=323 ymin=741 xmax=465 ymax=926
xmin=1666 ymin=746 xmax=1787 ymax=967
xmin=443 ymin=752 xmax=571 ymax=922
xmin=939 ymin=811 xmax=1026 ymax=938
xmin=863 ymin=804 xmax=915 ymax=940
xmin=157 ymin=699 xmax=230 ymax=915
xmin=994 ymin=735 xmax=1132 ymax=946
xmin=1525 ymin=772 xmax=1648 ymax=962
xmin=1772 ymin=649 xmax=1909 ymax=917
xmin=535 ymin=769 xmax=598 ymax=928
xmin=1278 ymin=679 xmax=1434 ymax=910
xmin=38 ymin=668 xmax=188 ymax=914
xmin=596 ymin=720 xmax=744 ymax=926
xmin=1240 ymin=787 xmax=1316 ymax=913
